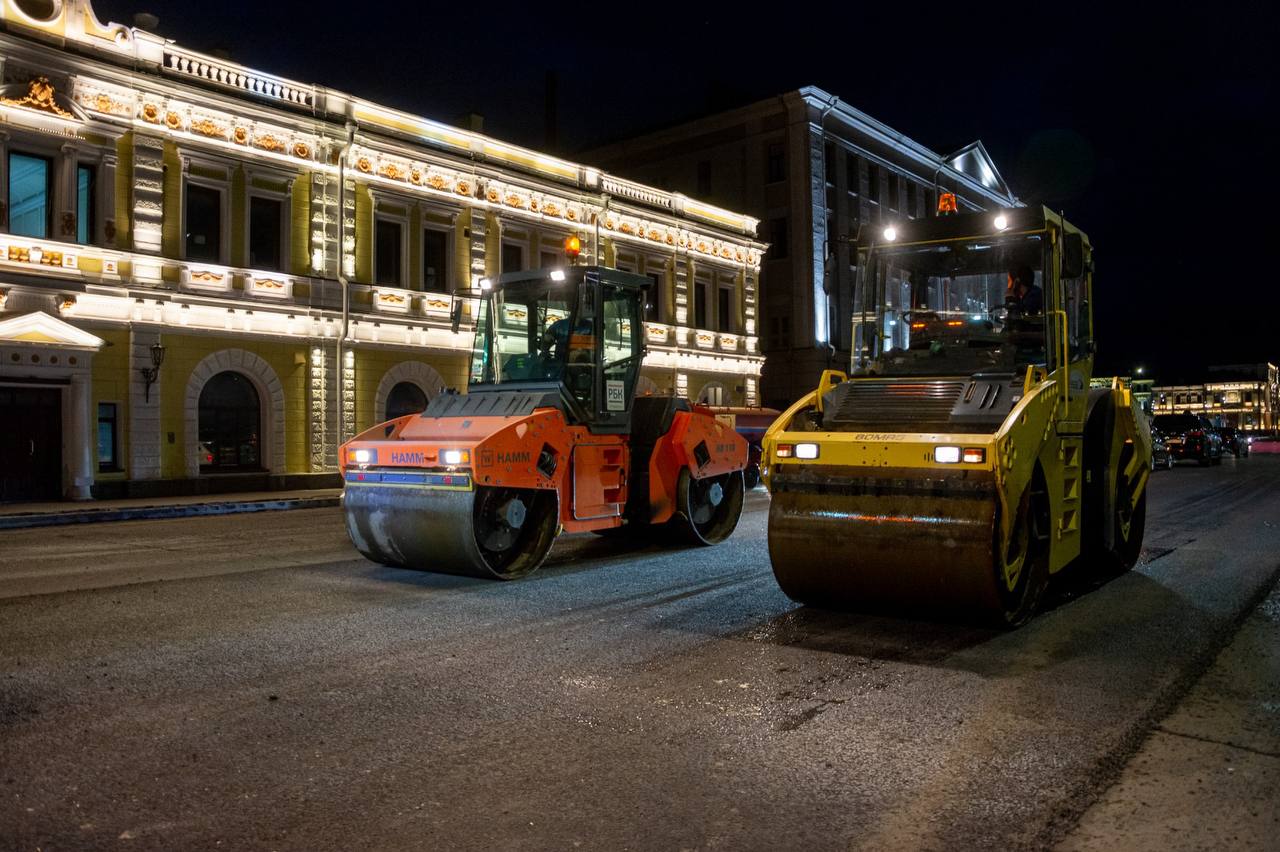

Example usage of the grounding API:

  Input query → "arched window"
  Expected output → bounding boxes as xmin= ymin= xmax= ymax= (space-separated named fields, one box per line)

xmin=385 ymin=381 xmax=428 ymax=420
xmin=198 ymin=371 xmax=261 ymax=471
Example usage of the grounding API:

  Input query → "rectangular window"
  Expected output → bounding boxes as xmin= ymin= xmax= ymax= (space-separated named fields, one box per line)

xmin=768 ymin=217 xmax=788 ymax=260
xmin=717 ymin=287 xmax=733 ymax=333
xmin=185 ymin=183 xmax=222 ymax=262
xmin=846 ymin=153 xmax=859 ymax=195
xmin=823 ymin=142 xmax=836 ymax=185
xmin=423 ymin=228 xmax=448 ymax=291
xmin=502 ymin=241 xmax=525 ymax=272
xmin=646 ymin=272 xmax=663 ymax=322
xmin=906 ymin=182 xmax=918 ymax=218
xmin=696 ymin=160 xmax=712 ymax=197
xmin=888 ymin=172 xmax=900 ymax=209
xmin=248 ymin=196 xmax=283 ymax=271
xmin=694 ymin=283 xmax=709 ymax=329
xmin=766 ymin=142 xmax=785 ymax=184
xmin=375 ymin=219 xmax=402 ymax=285
xmin=867 ymin=162 xmax=881 ymax=204
xmin=77 ymin=164 xmax=95 ymax=245
xmin=539 ymin=250 xmax=559 ymax=270
xmin=9 ymin=152 xmax=51 ymax=239
xmin=97 ymin=403 xmax=119 ymax=472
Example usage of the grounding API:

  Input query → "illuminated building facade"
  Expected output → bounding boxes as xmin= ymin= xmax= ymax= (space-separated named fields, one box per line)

xmin=0 ymin=0 xmax=765 ymax=501
xmin=1151 ymin=364 xmax=1278 ymax=431
xmin=582 ymin=87 xmax=1018 ymax=408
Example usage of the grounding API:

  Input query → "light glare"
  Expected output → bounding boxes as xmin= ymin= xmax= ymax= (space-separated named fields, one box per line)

xmin=994 ymin=214 xmax=1008 ymax=231
xmin=935 ymin=446 xmax=961 ymax=464
xmin=882 ymin=226 xmax=897 ymax=242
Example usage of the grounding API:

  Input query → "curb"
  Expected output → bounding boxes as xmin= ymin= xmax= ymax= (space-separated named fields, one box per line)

xmin=0 ymin=495 xmax=341 ymax=531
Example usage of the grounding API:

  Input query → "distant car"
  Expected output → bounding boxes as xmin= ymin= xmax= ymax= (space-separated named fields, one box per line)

xmin=1217 ymin=426 xmax=1250 ymax=457
xmin=198 ymin=441 xmax=216 ymax=467
xmin=1149 ymin=429 xmax=1173 ymax=470
xmin=1152 ymin=414 xmax=1223 ymax=466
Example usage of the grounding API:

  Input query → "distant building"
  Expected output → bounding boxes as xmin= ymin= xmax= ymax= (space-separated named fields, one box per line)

xmin=0 ymin=0 xmax=764 ymax=502
xmin=1152 ymin=364 xmax=1278 ymax=430
xmin=582 ymin=87 xmax=1017 ymax=408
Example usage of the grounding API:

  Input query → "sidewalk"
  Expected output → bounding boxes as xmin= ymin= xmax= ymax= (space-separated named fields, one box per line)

xmin=1058 ymin=578 xmax=1280 ymax=850
xmin=0 ymin=488 xmax=342 ymax=530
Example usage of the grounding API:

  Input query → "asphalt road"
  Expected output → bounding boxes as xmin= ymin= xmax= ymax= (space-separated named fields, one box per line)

xmin=1 ymin=457 xmax=1278 ymax=851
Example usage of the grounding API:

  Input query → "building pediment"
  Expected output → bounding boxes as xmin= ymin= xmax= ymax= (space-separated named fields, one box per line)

xmin=0 ymin=311 xmax=104 ymax=349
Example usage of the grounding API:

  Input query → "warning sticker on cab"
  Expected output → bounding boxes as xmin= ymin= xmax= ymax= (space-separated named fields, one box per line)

xmin=606 ymin=379 xmax=625 ymax=411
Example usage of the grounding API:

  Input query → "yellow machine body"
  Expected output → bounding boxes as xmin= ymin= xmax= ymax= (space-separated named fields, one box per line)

xmin=762 ymin=208 xmax=1151 ymax=625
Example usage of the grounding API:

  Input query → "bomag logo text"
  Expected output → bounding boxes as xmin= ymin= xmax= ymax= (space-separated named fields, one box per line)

xmin=391 ymin=451 xmax=425 ymax=465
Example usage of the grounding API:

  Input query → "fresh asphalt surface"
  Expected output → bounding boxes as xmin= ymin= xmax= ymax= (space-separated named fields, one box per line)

xmin=1 ymin=458 xmax=1278 ymax=851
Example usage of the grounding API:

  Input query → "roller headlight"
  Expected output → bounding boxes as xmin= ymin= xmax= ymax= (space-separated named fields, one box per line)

xmin=353 ymin=449 xmax=371 ymax=464
xmin=794 ymin=442 xmax=820 ymax=460
xmin=934 ymin=446 xmax=961 ymax=464
xmin=442 ymin=449 xmax=471 ymax=466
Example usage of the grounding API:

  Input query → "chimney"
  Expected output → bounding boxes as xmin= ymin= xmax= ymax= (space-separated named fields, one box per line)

xmin=455 ymin=112 xmax=484 ymax=133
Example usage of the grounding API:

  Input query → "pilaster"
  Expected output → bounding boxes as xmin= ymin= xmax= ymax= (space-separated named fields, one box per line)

xmin=128 ymin=328 xmax=162 ymax=479
xmin=131 ymin=134 xmax=165 ymax=253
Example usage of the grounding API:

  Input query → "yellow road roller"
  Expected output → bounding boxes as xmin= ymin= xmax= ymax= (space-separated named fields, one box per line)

xmin=761 ymin=205 xmax=1151 ymax=626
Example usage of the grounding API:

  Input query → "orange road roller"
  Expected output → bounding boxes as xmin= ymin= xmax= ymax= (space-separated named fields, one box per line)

xmin=340 ymin=266 xmax=748 ymax=579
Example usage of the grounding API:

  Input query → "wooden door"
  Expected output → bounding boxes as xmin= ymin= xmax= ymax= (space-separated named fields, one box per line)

xmin=0 ymin=386 xmax=62 ymax=502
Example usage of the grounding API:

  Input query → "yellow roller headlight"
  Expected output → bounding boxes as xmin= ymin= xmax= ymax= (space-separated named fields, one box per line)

xmin=935 ymin=446 xmax=961 ymax=464
xmin=795 ymin=442 xmax=820 ymax=459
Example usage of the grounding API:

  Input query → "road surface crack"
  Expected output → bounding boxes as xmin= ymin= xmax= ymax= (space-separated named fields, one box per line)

xmin=1153 ymin=725 xmax=1280 ymax=759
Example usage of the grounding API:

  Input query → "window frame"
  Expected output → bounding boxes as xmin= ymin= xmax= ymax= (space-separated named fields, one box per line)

xmin=501 ymin=237 xmax=528 ymax=274
xmin=7 ymin=149 xmax=54 ymax=240
xmin=373 ymin=214 xmax=407 ymax=287
xmin=76 ymin=161 xmax=96 ymax=246
xmin=182 ymin=174 xmax=230 ymax=265
xmin=421 ymin=223 xmax=452 ymax=293
xmin=765 ymin=140 xmax=786 ymax=184
xmin=716 ymin=274 xmax=737 ymax=334
xmin=96 ymin=401 xmax=122 ymax=473
xmin=246 ymin=188 xmax=289 ymax=273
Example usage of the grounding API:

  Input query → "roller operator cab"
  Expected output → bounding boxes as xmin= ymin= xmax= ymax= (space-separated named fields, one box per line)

xmin=341 ymin=266 xmax=748 ymax=580
xmin=762 ymin=206 xmax=1152 ymax=626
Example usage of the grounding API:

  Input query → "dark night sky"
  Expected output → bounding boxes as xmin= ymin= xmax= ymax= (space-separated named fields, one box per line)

xmin=95 ymin=1 xmax=1280 ymax=381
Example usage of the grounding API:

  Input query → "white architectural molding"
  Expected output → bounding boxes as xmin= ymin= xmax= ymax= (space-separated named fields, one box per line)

xmin=373 ymin=361 xmax=446 ymax=421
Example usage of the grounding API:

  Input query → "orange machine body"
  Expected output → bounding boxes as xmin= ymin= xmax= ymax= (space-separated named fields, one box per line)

xmin=341 ymin=402 xmax=746 ymax=535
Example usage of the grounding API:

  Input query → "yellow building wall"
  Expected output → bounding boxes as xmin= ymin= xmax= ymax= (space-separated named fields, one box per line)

xmin=230 ymin=166 xmax=247 ymax=267
xmin=161 ymin=141 xmax=182 ymax=258
xmin=484 ymin=211 xmax=500 ymax=277
xmin=354 ymin=182 xmax=373 ymax=284
xmin=408 ymin=205 xmax=422 ymax=290
xmin=352 ymin=348 xmax=469 ymax=433
xmin=113 ymin=132 xmax=133 ymax=250
xmin=156 ymin=334 xmax=311 ymax=478
xmin=455 ymin=209 xmax=472 ymax=290
xmin=290 ymin=172 xmax=311 ymax=277
xmin=90 ymin=327 xmax=132 ymax=480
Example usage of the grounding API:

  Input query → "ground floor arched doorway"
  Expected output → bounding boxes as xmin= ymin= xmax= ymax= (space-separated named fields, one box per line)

xmin=198 ymin=371 xmax=262 ymax=471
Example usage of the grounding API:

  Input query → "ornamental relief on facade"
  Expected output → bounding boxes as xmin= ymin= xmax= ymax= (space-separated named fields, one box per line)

xmin=69 ymin=77 xmax=319 ymax=163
